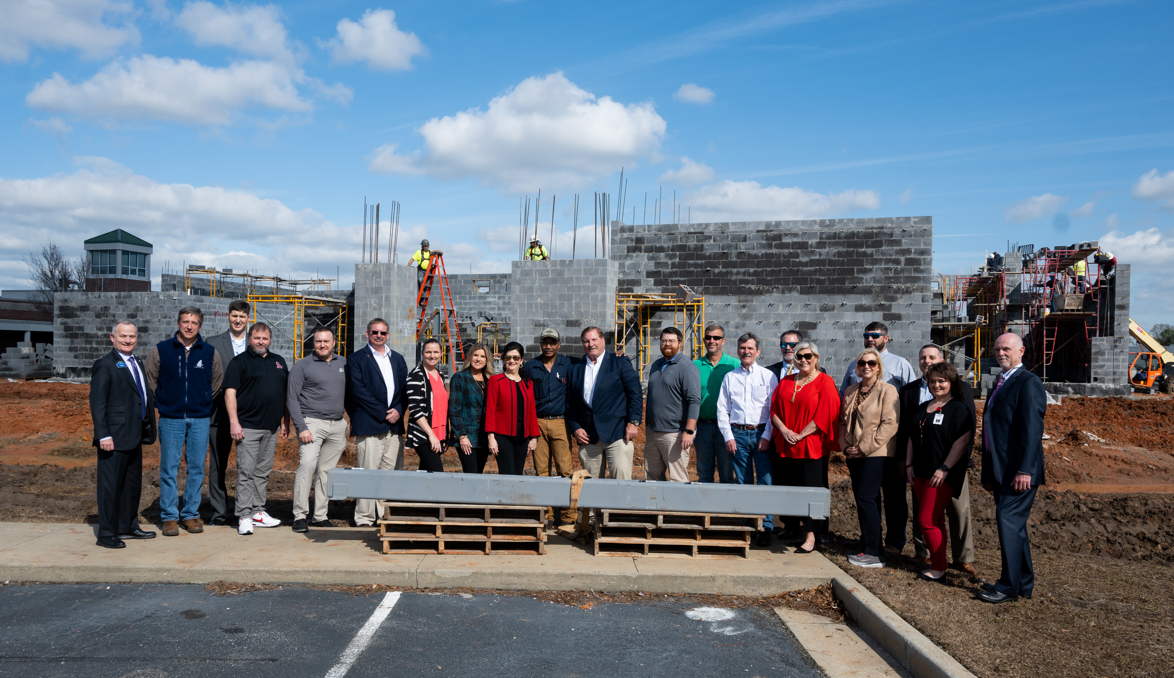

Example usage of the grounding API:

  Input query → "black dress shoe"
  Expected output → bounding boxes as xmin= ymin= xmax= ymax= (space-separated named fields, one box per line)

xmin=291 ymin=519 xmax=309 ymax=533
xmin=118 ymin=528 xmax=156 ymax=539
xmin=309 ymin=519 xmax=333 ymax=528
xmin=756 ymin=531 xmax=773 ymax=548
xmin=96 ymin=537 xmax=126 ymax=549
xmin=976 ymin=589 xmax=1017 ymax=604
xmin=794 ymin=543 xmax=816 ymax=554
xmin=210 ymin=517 xmax=229 ymax=526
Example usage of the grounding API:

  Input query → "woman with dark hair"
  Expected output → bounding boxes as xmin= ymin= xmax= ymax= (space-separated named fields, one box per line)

xmin=405 ymin=338 xmax=447 ymax=473
xmin=485 ymin=341 xmax=539 ymax=475
xmin=449 ymin=343 xmax=494 ymax=473
xmin=906 ymin=361 xmax=974 ymax=582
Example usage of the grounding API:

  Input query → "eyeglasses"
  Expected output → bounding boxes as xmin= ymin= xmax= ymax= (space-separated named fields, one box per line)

xmin=504 ymin=356 xmax=522 ymax=362
xmin=704 ymin=335 xmax=724 ymax=341
xmin=794 ymin=353 xmax=815 ymax=362
xmin=781 ymin=342 xmax=798 ymax=349
xmin=857 ymin=359 xmax=879 ymax=367
xmin=369 ymin=330 xmax=388 ymax=336
xmin=863 ymin=332 xmax=884 ymax=339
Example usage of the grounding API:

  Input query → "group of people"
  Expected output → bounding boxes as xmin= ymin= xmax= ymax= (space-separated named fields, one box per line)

xmin=89 ymin=306 xmax=1045 ymax=604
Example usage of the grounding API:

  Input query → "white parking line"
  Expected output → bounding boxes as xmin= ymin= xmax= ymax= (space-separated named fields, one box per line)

xmin=325 ymin=591 xmax=401 ymax=678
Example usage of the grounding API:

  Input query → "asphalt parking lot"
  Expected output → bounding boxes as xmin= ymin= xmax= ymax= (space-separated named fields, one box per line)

xmin=0 ymin=584 xmax=823 ymax=678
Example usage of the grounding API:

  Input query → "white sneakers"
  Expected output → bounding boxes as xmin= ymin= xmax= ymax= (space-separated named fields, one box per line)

xmin=238 ymin=511 xmax=280 ymax=535
xmin=252 ymin=511 xmax=281 ymax=528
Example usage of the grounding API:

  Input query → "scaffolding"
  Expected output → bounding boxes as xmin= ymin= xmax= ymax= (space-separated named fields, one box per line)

xmin=614 ymin=287 xmax=705 ymax=377
xmin=184 ymin=266 xmax=335 ymax=298
xmin=475 ymin=322 xmax=506 ymax=359
xmin=933 ymin=272 xmax=1004 ymax=384
xmin=1017 ymin=244 xmax=1103 ymax=381
xmin=247 ymin=294 xmax=348 ymax=362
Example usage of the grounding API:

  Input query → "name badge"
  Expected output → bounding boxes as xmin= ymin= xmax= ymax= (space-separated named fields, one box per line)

xmin=933 ymin=412 xmax=944 ymax=425
xmin=116 ymin=362 xmax=126 ymax=368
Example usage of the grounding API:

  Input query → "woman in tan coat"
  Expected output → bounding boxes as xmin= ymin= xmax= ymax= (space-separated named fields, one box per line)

xmin=839 ymin=347 xmax=899 ymax=569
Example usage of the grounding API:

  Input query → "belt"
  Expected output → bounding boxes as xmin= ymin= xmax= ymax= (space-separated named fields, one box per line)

xmin=539 ymin=415 xmax=564 ymax=420
xmin=731 ymin=423 xmax=765 ymax=431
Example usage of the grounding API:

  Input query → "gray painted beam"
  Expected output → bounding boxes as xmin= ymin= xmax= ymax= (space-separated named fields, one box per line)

xmin=326 ymin=469 xmax=830 ymax=518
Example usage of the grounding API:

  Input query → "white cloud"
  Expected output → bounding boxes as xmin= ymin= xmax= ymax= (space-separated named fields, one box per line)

xmin=673 ymin=83 xmax=715 ymax=105
xmin=899 ymin=188 xmax=913 ymax=204
xmin=28 ymin=117 xmax=74 ymax=138
xmin=145 ymin=0 xmax=170 ymax=21
xmin=175 ymin=1 xmax=293 ymax=62
xmin=1100 ymin=227 xmax=1174 ymax=328
xmin=25 ymin=55 xmax=314 ymax=125
xmin=325 ymin=9 xmax=425 ymax=71
xmin=0 ymin=0 xmax=139 ymax=62
xmin=369 ymin=72 xmax=667 ymax=192
xmin=1132 ymin=169 xmax=1174 ymax=209
xmin=1070 ymin=201 xmax=1096 ymax=218
xmin=658 ymin=157 xmax=714 ymax=186
xmin=1103 ymin=213 xmax=1119 ymax=229
xmin=1004 ymin=193 xmax=1068 ymax=223
xmin=684 ymin=180 xmax=880 ymax=222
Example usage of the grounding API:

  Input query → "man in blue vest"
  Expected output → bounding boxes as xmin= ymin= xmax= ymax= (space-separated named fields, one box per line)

xmin=144 ymin=306 xmax=222 ymax=537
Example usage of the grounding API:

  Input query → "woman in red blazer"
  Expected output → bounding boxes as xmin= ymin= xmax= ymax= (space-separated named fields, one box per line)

xmin=485 ymin=342 xmax=540 ymax=475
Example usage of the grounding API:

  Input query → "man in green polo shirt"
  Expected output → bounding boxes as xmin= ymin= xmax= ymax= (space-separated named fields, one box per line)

xmin=693 ymin=322 xmax=740 ymax=483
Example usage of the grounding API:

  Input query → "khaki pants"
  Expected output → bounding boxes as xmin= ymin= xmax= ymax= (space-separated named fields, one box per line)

xmin=535 ymin=418 xmax=576 ymax=524
xmin=645 ymin=431 xmax=690 ymax=482
xmin=293 ymin=418 xmax=348 ymax=522
xmin=912 ymin=473 xmax=975 ymax=564
xmin=578 ymin=438 xmax=634 ymax=480
xmin=354 ymin=431 xmax=404 ymax=525
xmin=235 ymin=428 xmax=276 ymax=518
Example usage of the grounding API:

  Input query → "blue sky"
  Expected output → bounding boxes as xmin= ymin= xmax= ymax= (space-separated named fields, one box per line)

xmin=2 ymin=0 xmax=1172 ymax=330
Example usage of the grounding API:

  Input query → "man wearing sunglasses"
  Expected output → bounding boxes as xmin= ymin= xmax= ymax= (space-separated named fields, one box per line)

xmin=840 ymin=321 xmax=917 ymax=394
xmin=346 ymin=318 xmax=408 ymax=527
xmin=693 ymin=323 xmax=740 ymax=483
xmin=768 ymin=330 xmax=803 ymax=380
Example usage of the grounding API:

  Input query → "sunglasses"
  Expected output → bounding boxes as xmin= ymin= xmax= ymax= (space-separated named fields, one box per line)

xmin=504 ymin=356 xmax=522 ymax=362
xmin=704 ymin=335 xmax=724 ymax=341
xmin=863 ymin=332 xmax=884 ymax=339
xmin=857 ymin=359 xmax=879 ymax=367
xmin=781 ymin=342 xmax=798 ymax=349
xmin=369 ymin=330 xmax=388 ymax=336
xmin=794 ymin=353 xmax=815 ymax=362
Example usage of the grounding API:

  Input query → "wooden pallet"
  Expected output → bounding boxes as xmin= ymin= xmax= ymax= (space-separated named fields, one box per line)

xmin=592 ymin=509 xmax=761 ymax=559
xmin=377 ymin=501 xmax=546 ymax=555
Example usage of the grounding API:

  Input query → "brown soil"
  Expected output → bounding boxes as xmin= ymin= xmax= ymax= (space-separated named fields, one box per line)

xmin=3 ymin=381 xmax=1174 ymax=677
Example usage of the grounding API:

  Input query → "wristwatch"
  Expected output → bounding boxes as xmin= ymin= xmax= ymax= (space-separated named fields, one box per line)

xmin=939 ymin=463 xmax=951 ymax=473
xmin=684 ymin=428 xmax=695 ymax=435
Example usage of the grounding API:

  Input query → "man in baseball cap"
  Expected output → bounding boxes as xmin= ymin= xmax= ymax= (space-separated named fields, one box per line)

xmin=523 ymin=328 xmax=580 ymax=527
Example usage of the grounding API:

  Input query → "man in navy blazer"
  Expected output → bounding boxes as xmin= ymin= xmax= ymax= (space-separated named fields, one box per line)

xmin=346 ymin=318 xmax=408 ymax=526
xmin=566 ymin=326 xmax=643 ymax=481
xmin=89 ymin=320 xmax=157 ymax=548
xmin=977 ymin=333 xmax=1047 ymax=604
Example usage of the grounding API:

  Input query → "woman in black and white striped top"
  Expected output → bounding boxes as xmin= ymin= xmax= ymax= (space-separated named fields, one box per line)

xmin=405 ymin=339 xmax=447 ymax=472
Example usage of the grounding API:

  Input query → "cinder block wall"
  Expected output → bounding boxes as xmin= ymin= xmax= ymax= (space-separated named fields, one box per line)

xmin=611 ymin=217 xmax=933 ymax=379
xmin=1090 ymin=336 xmax=1130 ymax=386
xmin=353 ymin=263 xmax=418 ymax=367
xmin=53 ymin=292 xmax=295 ymax=379
xmin=511 ymin=259 xmax=618 ymax=358
xmin=447 ymin=272 xmax=511 ymax=345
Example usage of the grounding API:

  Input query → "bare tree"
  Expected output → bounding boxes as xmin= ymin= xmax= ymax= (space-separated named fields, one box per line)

xmin=23 ymin=242 xmax=87 ymax=311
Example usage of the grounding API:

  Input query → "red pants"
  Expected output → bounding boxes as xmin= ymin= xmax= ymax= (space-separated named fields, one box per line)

xmin=914 ymin=477 xmax=954 ymax=572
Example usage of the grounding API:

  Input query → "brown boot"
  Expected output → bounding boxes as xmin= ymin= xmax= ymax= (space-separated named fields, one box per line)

xmin=182 ymin=518 xmax=204 ymax=534
xmin=161 ymin=520 xmax=179 ymax=537
xmin=956 ymin=562 xmax=984 ymax=582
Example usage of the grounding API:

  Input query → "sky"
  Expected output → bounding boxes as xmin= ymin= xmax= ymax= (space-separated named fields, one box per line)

xmin=2 ymin=0 xmax=1172 ymax=330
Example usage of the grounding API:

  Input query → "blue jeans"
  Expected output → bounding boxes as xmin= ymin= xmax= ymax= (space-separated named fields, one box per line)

xmin=695 ymin=420 xmax=733 ymax=483
xmin=730 ymin=427 xmax=773 ymax=530
xmin=158 ymin=417 xmax=209 ymax=522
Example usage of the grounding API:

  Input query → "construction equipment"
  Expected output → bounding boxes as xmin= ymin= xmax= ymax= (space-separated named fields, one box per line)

xmin=614 ymin=286 xmax=705 ymax=377
xmin=1128 ymin=319 xmax=1174 ymax=394
xmin=414 ymin=251 xmax=465 ymax=368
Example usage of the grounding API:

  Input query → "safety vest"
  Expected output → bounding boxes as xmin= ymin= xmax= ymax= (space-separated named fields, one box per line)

xmin=1074 ymin=260 xmax=1086 ymax=276
xmin=526 ymin=245 xmax=549 ymax=261
xmin=410 ymin=249 xmax=432 ymax=270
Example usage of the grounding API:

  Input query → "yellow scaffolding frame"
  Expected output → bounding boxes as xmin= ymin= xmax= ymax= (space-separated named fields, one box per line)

xmin=475 ymin=322 xmax=505 ymax=358
xmin=185 ymin=267 xmax=334 ymax=298
xmin=247 ymin=294 xmax=348 ymax=362
xmin=614 ymin=288 xmax=706 ymax=377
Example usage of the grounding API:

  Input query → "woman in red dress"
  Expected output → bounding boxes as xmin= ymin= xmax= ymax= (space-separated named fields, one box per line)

xmin=767 ymin=341 xmax=840 ymax=553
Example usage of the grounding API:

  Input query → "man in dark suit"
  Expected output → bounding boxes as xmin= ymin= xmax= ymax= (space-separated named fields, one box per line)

xmin=205 ymin=299 xmax=251 ymax=525
xmin=897 ymin=345 xmax=980 ymax=580
xmin=89 ymin=320 xmax=157 ymax=548
xmin=977 ymin=333 xmax=1047 ymax=604
xmin=346 ymin=318 xmax=408 ymax=527
xmin=566 ymin=326 xmax=642 ymax=481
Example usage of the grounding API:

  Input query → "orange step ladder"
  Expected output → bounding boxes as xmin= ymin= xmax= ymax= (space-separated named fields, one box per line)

xmin=414 ymin=252 xmax=465 ymax=367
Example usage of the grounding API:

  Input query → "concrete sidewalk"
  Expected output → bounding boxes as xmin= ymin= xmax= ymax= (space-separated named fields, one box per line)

xmin=0 ymin=522 xmax=841 ymax=595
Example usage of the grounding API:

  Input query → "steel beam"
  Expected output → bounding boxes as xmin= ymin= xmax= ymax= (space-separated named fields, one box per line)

xmin=327 ymin=469 xmax=830 ymax=519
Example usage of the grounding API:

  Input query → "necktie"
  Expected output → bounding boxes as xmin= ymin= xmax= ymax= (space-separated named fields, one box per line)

xmin=983 ymin=374 xmax=1006 ymax=451
xmin=127 ymin=355 xmax=147 ymax=420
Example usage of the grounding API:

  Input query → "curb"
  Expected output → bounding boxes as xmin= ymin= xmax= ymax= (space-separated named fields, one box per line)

xmin=833 ymin=575 xmax=977 ymax=678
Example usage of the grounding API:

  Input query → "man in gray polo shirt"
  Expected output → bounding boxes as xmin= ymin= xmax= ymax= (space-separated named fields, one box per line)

xmin=287 ymin=327 xmax=348 ymax=533
xmin=645 ymin=327 xmax=701 ymax=482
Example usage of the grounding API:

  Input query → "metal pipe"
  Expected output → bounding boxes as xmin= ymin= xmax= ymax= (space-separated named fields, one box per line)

xmin=550 ymin=194 xmax=556 ymax=258
xmin=374 ymin=203 xmax=380 ymax=264
xmin=362 ymin=198 xmax=367 ymax=263
xmin=572 ymin=193 xmax=578 ymax=260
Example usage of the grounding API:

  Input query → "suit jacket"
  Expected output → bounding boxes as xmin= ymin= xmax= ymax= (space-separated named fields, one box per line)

xmin=206 ymin=329 xmax=238 ymax=427
xmin=981 ymin=367 xmax=1047 ymax=488
xmin=897 ymin=378 xmax=976 ymax=463
xmin=346 ymin=344 xmax=408 ymax=437
xmin=566 ymin=352 xmax=642 ymax=446
xmin=90 ymin=349 xmax=157 ymax=450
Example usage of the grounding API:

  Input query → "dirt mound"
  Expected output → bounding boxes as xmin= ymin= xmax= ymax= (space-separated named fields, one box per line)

xmin=1041 ymin=396 xmax=1174 ymax=450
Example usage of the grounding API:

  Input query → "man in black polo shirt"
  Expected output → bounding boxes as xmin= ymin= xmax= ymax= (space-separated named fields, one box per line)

xmin=225 ymin=322 xmax=289 ymax=536
xmin=523 ymin=328 xmax=579 ymax=527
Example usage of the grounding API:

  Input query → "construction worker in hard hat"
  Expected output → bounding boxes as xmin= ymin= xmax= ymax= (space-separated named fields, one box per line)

xmin=526 ymin=238 xmax=550 ymax=261
xmin=410 ymin=239 xmax=439 ymax=303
